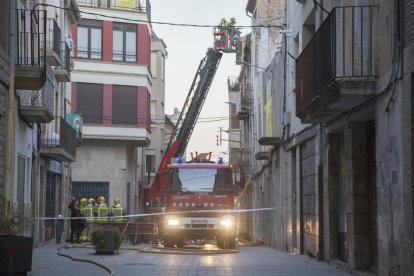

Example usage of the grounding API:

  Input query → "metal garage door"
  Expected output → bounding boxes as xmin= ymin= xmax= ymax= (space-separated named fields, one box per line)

xmin=71 ymin=181 xmax=109 ymax=202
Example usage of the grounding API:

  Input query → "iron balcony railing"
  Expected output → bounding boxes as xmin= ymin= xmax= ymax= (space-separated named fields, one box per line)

xmin=16 ymin=9 xmax=47 ymax=68
xmin=296 ymin=6 xmax=378 ymax=112
xmin=46 ymin=18 xmax=61 ymax=58
xmin=61 ymin=41 xmax=72 ymax=71
xmin=240 ymin=83 xmax=252 ymax=109
xmin=18 ymin=65 xmax=54 ymax=113
xmin=77 ymin=0 xmax=151 ymax=21
xmin=42 ymin=117 xmax=77 ymax=159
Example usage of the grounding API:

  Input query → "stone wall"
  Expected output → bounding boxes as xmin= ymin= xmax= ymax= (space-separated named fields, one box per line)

xmin=0 ymin=0 xmax=9 ymax=190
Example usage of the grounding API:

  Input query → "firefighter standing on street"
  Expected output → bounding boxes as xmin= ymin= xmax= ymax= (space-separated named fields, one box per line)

xmin=111 ymin=198 xmax=126 ymax=221
xmin=97 ymin=196 xmax=108 ymax=221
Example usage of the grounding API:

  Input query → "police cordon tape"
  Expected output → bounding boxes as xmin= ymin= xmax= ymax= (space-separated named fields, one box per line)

xmin=35 ymin=207 xmax=279 ymax=220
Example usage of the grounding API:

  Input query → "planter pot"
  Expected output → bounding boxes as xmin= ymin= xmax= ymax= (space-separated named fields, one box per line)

xmin=0 ymin=235 xmax=33 ymax=275
xmin=94 ymin=230 xmax=116 ymax=255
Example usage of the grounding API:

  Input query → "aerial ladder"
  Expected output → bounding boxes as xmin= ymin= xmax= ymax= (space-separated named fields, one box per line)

xmin=146 ymin=24 xmax=241 ymax=211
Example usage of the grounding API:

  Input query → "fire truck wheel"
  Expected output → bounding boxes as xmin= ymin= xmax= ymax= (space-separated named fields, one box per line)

xmin=227 ymin=236 xmax=236 ymax=249
xmin=176 ymin=236 xmax=185 ymax=248
xmin=217 ymin=234 xmax=236 ymax=249
xmin=163 ymin=236 xmax=175 ymax=248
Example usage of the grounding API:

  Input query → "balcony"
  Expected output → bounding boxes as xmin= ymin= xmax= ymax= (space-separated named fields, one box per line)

xmin=18 ymin=65 xmax=55 ymax=123
xmin=237 ymin=83 xmax=252 ymax=120
xmin=296 ymin=6 xmax=378 ymax=123
xmin=55 ymin=42 xmax=72 ymax=82
xmin=40 ymin=117 xmax=77 ymax=162
xmin=15 ymin=10 xmax=47 ymax=90
xmin=77 ymin=0 xmax=151 ymax=21
xmin=45 ymin=19 xmax=61 ymax=66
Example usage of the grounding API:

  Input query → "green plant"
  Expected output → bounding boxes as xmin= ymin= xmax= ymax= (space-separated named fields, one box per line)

xmin=0 ymin=194 xmax=31 ymax=236
xmin=90 ymin=225 xmax=121 ymax=251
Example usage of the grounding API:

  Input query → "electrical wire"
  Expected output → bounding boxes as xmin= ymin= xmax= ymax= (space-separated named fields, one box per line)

xmin=32 ymin=3 xmax=284 ymax=29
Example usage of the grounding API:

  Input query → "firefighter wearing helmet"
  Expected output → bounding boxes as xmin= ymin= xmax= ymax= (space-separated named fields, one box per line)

xmin=83 ymin=198 xmax=96 ymax=222
xmin=96 ymin=196 xmax=108 ymax=221
xmin=111 ymin=197 xmax=126 ymax=221
xmin=79 ymin=198 xmax=87 ymax=208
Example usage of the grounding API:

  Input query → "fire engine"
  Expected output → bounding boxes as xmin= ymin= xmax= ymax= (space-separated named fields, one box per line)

xmin=162 ymin=153 xmax=236 ymax=249
xmin=145 ymin=24 xmax=241 ymax=249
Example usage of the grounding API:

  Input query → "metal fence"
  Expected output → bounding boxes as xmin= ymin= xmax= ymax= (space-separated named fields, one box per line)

xmin=296 ymin=6 xmax=378 ymax=112
xmin=16 ymin=9 xmax=47 ymax=67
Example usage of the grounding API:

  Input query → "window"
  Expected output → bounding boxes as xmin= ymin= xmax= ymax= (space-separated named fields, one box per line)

xmin=113 ymin=23 xmax=136 ymax=62
xmin=77 ymin=20 xmax=102 ymax=59
xmin=17 ymin=156 xmax=26 ymax=215
xmin=112 ymin=85 xmax=137 ymax=125
xmin=150 ymin=101 xmax=157 ymax=123
xmin=77 ymin=83 xmax=103 ymax=124
xmin=150 ymin=52 xmax=157 ymax=77
xmin=146 ymin=154 xmax=156 ymax=174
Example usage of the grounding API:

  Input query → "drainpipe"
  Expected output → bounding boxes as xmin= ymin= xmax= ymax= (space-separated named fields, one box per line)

xmin=60 ymin=0 xmax=65 ymax=119
xmin=315 ymin=0 xmax=324 ymax=261
xmin=5 ymin=0 xmax=17 ymax=202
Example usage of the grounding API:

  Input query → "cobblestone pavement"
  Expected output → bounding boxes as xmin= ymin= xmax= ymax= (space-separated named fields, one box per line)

xmin=28 ymin=242 xmax=348 ymax=276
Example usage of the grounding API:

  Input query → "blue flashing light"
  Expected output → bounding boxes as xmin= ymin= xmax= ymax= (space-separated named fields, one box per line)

xmin=173 ymin=156 xmax=185 ymax=164
xmin=217 ymin=157 xmax=224 ymax=164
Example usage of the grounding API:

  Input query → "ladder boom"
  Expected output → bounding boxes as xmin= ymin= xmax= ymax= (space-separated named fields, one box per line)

xmin=146 ymin=48 xmax=222 ymax=206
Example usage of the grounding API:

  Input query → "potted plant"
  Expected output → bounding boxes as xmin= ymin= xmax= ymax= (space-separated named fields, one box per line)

xmin=0 ymin=194 xmax=33 ymax=275
xmin=90 ymin=225 xmax=121 ymax=255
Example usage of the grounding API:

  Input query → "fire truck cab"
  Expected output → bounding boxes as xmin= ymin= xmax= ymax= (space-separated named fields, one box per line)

xmin=162 ymin=155 xmax=236 ymax=249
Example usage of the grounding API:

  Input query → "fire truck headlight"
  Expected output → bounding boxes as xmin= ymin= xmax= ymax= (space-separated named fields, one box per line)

xmin=167 ymin=219 xmax=179 ymax=226
xmin=220 ymin=219 xmax=232 ymax=228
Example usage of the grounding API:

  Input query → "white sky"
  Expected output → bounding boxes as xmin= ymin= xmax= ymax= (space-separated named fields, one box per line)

xmin=150 ymin=0 xmax=251 ymax=161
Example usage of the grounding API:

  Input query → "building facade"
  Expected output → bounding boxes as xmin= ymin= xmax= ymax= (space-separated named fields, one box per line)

xmin=70 ymin=0 xmax=153 ymax=215
xmin=232 ymin=0 xmax=414 ymax=274
xmin=1 ymin=0 xmax=81 ymax=246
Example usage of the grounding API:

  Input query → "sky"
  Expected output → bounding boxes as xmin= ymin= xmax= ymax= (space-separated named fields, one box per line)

xmin=149 ymin=0 xmax=251 ymax=161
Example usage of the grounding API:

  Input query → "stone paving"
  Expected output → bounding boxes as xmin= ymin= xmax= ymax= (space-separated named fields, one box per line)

xmin=28 ymin=242 xmax=349 ymax=276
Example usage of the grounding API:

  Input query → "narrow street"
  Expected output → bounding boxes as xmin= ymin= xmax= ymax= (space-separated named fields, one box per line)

xmin=29 ymin=242 xmax=347 ymax=276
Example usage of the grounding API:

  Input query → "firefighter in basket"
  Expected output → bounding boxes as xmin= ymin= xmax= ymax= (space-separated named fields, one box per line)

xmin=226 ymin=17 xmax=238 ymax=49
xmin=110 ymin=198 xmax=126 ymax=221
xmin=96 ymin=196 xmax=109 ymax=221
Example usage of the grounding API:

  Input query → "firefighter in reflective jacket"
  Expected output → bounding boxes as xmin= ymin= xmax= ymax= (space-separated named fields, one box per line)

xmin=79 ymin=198 xmax=89 ymax=241
xmin=96 ymin=196 xmax=108 ymax=221
xmin=83 ymin=198 xmax=96 ymax=222
xmin=110 ymin=198 xmax=126 ymax=221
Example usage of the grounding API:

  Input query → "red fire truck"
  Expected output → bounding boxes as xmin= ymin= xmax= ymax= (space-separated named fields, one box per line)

xmin=162 ymin=154 xmax=236 ymax=249
xmin=145 ymin=27 xmax=241 ymax=249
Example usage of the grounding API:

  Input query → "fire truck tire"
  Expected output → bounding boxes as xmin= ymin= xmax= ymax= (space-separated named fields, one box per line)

xmin=176 ymin=237 xmax=185 ymax=248
xmin=163 ymin=236 xmax=175 ymax=248
xmin=217 ymin=234 xmax=236 ymax=249
xmin=227 ymin=236 xmax=236 ymax=249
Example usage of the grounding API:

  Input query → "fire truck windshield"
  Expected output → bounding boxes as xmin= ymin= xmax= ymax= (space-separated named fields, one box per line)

xmin=167 ymin=168 xmax=232 ymax=194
